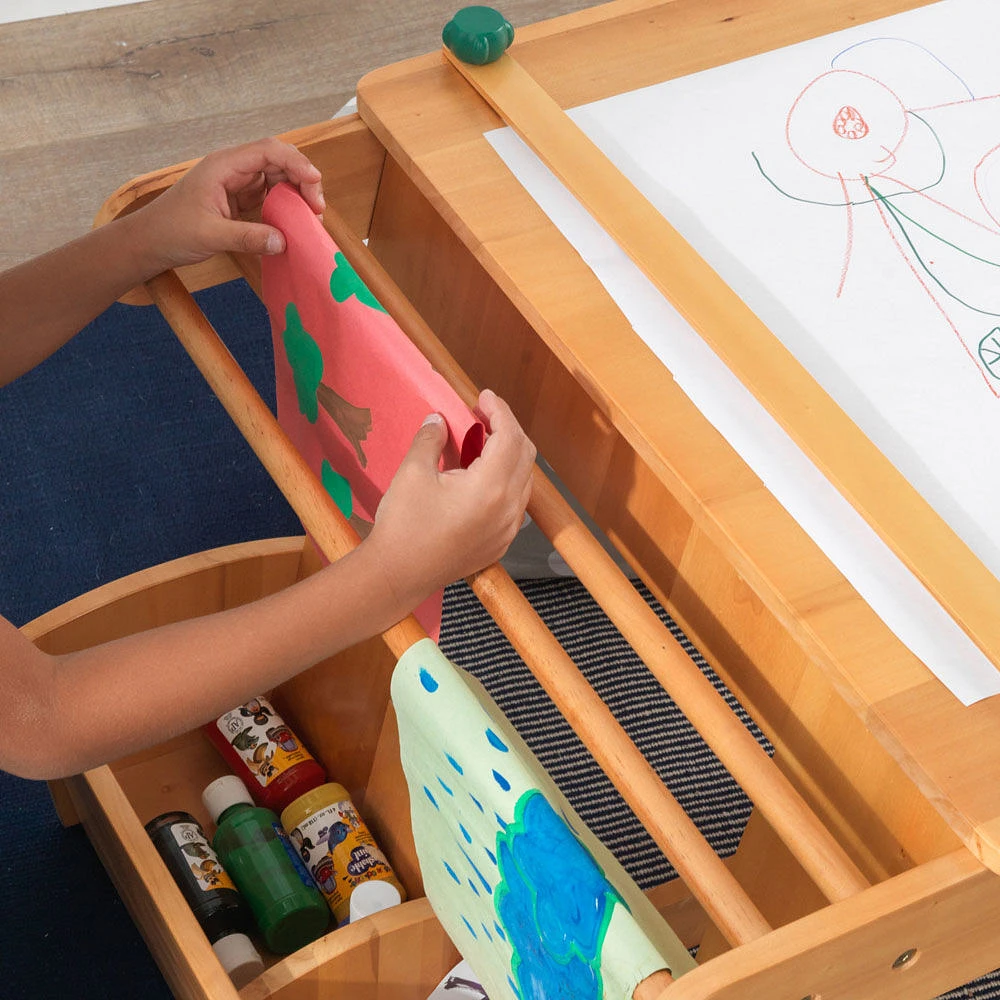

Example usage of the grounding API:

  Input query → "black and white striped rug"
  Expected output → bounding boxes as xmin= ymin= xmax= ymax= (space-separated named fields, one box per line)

xmin=439 ymin=576 xmax=1000 ymax=998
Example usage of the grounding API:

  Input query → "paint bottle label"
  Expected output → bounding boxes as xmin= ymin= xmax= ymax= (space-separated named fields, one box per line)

xmin=215 ymin=696 xmax=317 ymax=788
xmin=272 ymin=823 xmax=319 ymax=890
xmin=282 ymin=789 xmax=402 ymax=924
xmin=170 ymin=821 xmax=237 ymax=892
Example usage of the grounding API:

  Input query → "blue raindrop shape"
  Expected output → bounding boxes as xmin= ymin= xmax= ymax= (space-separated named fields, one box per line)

xmin=486 ymin=728 xmax=509 ymax=752
xmin=419 ymin=668 xmax=439 ymax=692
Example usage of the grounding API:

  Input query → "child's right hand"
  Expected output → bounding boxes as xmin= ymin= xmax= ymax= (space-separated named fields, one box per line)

xmin=365 ymin=389 xmax=536 ymax=611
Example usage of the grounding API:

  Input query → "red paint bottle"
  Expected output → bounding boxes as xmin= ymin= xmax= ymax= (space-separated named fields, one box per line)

xmin=204 ymin=696 xmax=326 ymax=814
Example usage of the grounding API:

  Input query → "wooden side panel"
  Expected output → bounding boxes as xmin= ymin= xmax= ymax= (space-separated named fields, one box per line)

xmin=26 ymin=537 xmax=307 ymax=653
xmin=272 ymin=637 xmax=399 ymax=808
xmin=666 ymin=851 xmax=1000 ymax=1000
xmin=65 ymin=767 xmax=242 ymax=1000
xmin=241 ymin=899 xmax=459 ymax=1000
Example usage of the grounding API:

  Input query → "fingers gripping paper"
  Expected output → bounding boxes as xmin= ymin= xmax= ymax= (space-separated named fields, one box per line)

xmin=261 ymin=183 xmax=485 ymax=638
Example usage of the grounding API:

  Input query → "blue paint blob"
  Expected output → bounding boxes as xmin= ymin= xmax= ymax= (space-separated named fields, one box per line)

xmin=494 ymin=921 xmax=507 ymax=942
xmin=481 ymin=922 xmax=494 ymax=943
xmin=494 ymin=790 xmax=624 ymax=1000
xmin=419 ymin=668 xmax=439 ymax=692
xmin=443 ymin=860 xmax=461 ymax=885
xmin=423 ymin=786 xmax=439 ymax=810
xmin=470 ymin=794 xmax=484 ymax=813
xmin=485 ymin=847 xmax=497 ymax=866
xmin=468 ymin=879 xmax=480 ymax=897
xmin=492 ymin=769 xmax=511 ymax=791
xmin=461 ymin=915 xmax=478 ymax=939
xmin=486 ymin=728 xmax=509 ymax=752
xmin=437 ymin=776 xmax=454 ymax=796
xmin=459 ymin=823 xmax=472 ymax=844
xmin=446 ymin=753 xmax=464 ymax=775
xmin=496 ymin=812 xmax=508 ymax=831
xmin=508 ymin=976 xmax=519 ymax=998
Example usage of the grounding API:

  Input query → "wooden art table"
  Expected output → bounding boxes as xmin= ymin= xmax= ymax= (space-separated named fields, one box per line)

xmin=52 ymin=0 xmax=1000 ymax=997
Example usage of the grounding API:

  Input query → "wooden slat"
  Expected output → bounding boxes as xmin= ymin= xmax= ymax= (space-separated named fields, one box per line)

xmin=440 ymin=42 xmax=1000 ymax=692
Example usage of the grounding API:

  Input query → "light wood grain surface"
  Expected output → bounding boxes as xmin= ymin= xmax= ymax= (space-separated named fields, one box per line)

xmin=0 ymin=0 xmax=596 ymax=271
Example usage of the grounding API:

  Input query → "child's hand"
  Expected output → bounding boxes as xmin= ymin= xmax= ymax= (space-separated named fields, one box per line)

xmin=130 ymin=137 xmax=325 ymax=273
xmin=365 ymin=389 xmax=536 ymax=611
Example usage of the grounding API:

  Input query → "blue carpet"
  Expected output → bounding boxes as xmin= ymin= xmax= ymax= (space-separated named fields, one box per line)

xmin=0 ymin=279 xmax=300 ymax=999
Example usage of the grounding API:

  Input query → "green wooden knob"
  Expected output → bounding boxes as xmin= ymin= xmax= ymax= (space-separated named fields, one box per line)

xmin=443 ymin=6 xmax=514 ymax=65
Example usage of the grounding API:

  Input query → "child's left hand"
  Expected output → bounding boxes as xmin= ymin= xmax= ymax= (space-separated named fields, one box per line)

xmin=132 ymin=137 xmax=325 ymax=272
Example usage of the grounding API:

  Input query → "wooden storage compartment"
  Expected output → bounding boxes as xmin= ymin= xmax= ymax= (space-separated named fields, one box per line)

xmin=29 ymin=537 xmax=459 ymax=1000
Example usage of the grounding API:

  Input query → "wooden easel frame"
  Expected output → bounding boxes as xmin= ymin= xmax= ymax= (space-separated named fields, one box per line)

xmin=39 ymin=91 xmax=1000 ymax=993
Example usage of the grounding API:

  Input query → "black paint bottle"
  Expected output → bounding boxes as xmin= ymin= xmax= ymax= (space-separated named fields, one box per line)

xmin=146 ymin=810 xmax=265 ymax=988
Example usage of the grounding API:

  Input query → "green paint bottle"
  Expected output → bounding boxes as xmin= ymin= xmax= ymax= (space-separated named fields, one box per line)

xmin=203 ymin=775 xmax=330 ymax=955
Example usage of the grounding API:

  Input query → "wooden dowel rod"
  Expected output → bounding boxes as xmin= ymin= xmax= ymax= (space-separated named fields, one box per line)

xmin=318 ymin=204 xmax=871 ymax=902
xmin=144 ymin=270 xmax=426 ymax=660
xmin=529 ymin=484 xmax=872 ymax=900
xmin=472 ymin=564 xmax=771 ymax=945
xmin=635 ymin=969 xmax=674 ymax=999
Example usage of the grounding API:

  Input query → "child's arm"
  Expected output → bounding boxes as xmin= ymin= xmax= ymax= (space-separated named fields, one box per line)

xmin=2 ymin=389 xmax=536 ymax=779
xmin=0 ymin=138 xmax=325 ymax=387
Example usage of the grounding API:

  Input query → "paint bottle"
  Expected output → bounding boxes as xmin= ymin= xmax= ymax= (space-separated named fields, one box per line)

xmin=202 ymin=775 xmax=330 ymax=955
xmin=280 ymin=782 xmax=405 ymax=925
xmin=204 ymin=696 xmax=326 ymax=813
xmin=145 ymin=811 xmax=265 ymax=988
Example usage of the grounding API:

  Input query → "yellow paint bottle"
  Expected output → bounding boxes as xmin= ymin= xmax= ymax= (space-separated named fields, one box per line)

xmin=280 ymin=782 xmax=405 ymax=925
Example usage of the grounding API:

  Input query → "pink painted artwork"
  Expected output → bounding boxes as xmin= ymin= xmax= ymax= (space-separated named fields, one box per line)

xmin=261 ymin=183 xmax=485 ymax=637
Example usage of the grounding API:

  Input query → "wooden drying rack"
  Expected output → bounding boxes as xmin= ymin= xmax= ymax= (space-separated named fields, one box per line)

xmin=34 ymin=0 xmax=1000 ymax=997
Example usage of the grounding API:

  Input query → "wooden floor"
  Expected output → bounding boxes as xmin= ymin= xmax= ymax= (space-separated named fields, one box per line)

xmin=0 ymin=0 xmax=594 ymax=272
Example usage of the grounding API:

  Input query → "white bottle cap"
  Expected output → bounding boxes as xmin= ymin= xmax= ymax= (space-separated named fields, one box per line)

xmin=348 ymin=880 xmax=402 ymax=923
xmin=202 ymin=775 xmax=253 ymax=824
xmin=211 ymin=932 xmax=265 ymax=988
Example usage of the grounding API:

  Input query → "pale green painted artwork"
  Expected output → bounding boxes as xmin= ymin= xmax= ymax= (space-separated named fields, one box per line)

xmin=391 ymin=639 xmax=695 ymax=1000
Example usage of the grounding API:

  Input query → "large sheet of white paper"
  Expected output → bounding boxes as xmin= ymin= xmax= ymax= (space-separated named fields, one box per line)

xmin=487 ymin=0 xmax=1000 ymax=703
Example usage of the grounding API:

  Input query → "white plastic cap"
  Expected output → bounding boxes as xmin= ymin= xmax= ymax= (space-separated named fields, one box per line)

xmin=349 ymin=880 xmax=402 ymax=923
xmin=211 ymin=932 xmax=265 ymax=988
xmin=202 ymin=775 xmax=253 ymax=824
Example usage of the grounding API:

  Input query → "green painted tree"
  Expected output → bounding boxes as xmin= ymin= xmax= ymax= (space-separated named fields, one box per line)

xmin=321 ymin=460 xmax=353 ymax=519
xmin=329 ymin=252 xmax=387 ymax=313
xmin=282 ymin=302 xmax=324 ymax=423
